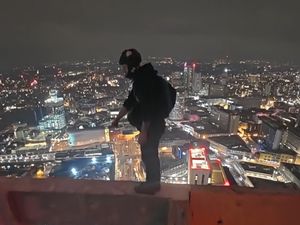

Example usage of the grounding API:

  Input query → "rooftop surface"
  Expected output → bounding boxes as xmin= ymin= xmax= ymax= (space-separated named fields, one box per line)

xmin=240 ymin=161 xmax=275 ymax=175
xmin=260 ymin=116 xmax=284 ymax=130
xmin=209 ymin=135 xmax=249 ymax=149
xmin=248 ymin=177 xmax=298 ymax=189
xmin=282 ymin=163 xmax=300 ymax=180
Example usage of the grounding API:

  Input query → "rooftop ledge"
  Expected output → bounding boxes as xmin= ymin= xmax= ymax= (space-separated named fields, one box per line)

xmin=0 ymin=178 xmax=300 ymax=225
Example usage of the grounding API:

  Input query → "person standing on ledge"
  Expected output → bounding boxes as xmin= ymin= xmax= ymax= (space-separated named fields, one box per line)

xmin=111 ymin=49 xmax=175 ymax=194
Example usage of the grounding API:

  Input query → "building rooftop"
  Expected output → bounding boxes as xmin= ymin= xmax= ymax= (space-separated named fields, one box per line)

xmin=282 ymin=163 xmax=300 ymax=180
xmin=248 ymin=177 xmax=297 ymax=190
xmin=288 ymin=126 xmax=300 ymax=138
xmin=240 ymin=161 xmax=275 ymax=175
xmin=260 ymin=116 xmax=285 ymax=130
xmin=183 ymin=120 xmax=224 ymax=134
xmin=160 ymin=127 xmax=195 ymax=141
xmin=209 ymin=135 xmax=249 ymax=150
xmin=268 ymin=146 xmax=298 ymax=156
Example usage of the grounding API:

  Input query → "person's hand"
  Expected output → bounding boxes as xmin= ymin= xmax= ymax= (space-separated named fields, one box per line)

xmin=138 ymin=131 xmax=148 ymax=145
xmin=111 ymin=119 xmax=119 ymax=128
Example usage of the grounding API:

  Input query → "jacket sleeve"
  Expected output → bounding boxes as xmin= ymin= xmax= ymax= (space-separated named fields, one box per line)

xmin=123 ymin=89 xmax=137 ymax=111
xmin=133 ymin=79 xmax=156 ymax=122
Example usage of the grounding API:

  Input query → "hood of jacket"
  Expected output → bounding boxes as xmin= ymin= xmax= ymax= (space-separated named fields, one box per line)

xmin=126 ymin=63 xmax=157 ymax=80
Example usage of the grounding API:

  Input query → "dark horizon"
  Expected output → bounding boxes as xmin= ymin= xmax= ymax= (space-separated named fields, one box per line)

xmin=1 ymin=55 xmax=299 ymax=74
xmin=1 ymin=0 xmax=299 ymax=71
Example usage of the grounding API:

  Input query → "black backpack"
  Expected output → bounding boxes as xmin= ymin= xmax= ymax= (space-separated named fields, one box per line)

xmin=127 ymin=75 xmax=177 ymax=129
xmin=155 ymin=76 xmax=177 ymax=118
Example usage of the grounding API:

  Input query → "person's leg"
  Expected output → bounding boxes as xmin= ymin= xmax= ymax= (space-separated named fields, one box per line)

xmin=135 ymin=121 xmax=165 ymax=194
xmin=141 ymin=132 xmax=161 ymax=183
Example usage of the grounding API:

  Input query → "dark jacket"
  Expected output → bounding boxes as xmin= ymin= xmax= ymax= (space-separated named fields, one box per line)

xmin=123 ymin=63 xmax=165 ymax=130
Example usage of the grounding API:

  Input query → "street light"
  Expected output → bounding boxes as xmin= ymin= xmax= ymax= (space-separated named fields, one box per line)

xmin=71 ymin=168 xmax=78 ymax=176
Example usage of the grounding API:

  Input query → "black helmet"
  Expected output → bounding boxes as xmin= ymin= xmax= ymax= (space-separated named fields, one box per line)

xmin=119 ymin=49 xmax=142 ymax=68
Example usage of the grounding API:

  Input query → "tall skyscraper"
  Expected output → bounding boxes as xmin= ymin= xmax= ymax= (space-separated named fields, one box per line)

xmin=264 ymin=83 xmax=272 ymax=97
xmin=169 ymin=87 xmax=185 ymax=121
xmin=183 ymin=63 xmax=195 ymax=95
xmin=192 ymin=72 xmax=202 ymax=93
xmin=38 ymin=90 xmax=66 ymax=130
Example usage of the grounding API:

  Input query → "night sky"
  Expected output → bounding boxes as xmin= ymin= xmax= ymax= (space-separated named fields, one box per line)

xmin=0 ymin=0 xmax=299 ymax=69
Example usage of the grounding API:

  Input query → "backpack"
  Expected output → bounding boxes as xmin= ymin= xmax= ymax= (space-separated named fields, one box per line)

xmin=156 ymin=76 xmax=177 ymax=118
xmin=127 ymin=75 xmax=177 ymax=129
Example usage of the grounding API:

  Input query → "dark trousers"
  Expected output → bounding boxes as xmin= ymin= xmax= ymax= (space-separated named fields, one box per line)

xmin=140 ymin=120 xmax=165 ymax=183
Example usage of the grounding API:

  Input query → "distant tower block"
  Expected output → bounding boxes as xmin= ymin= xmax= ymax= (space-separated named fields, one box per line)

xmin=38 ymin=90 xmax=66 ymax=130
xmin=183 ymin=63 xmax=195 ymax=95
xmin=169 ymin=89 xmax=185 ymax=121
xmin=192 ymin=72 xmax=202 ymax=93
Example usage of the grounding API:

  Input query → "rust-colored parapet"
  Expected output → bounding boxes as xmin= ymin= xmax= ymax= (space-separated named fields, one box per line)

xmin=1 ymin=177 xmax=299 ymax=225
xmin=0 ymin=178 xmax=190 ymax=225
xmin=189 ymin=185 xmax=300 ymax=225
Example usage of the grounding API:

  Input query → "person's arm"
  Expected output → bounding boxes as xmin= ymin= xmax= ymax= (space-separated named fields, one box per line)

xmin=111 ymin=90 xmax=136 ymax=127
xmin=111 ymin=106 xmax=128 ymax=127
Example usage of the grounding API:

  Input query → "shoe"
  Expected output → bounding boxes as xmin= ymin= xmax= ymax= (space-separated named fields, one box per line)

xmin=134 ymin=182 xmax=161 ymax=195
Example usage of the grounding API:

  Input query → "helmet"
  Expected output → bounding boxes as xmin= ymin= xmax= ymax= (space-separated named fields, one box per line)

xmin=119 ymin=49 xmax=142 ymax=68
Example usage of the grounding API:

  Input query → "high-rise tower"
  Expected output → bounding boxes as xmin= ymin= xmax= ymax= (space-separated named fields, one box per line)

xmin=38 ymin=90 xmax=66 ymax=130
xmin=183 ymin=63 xmax=201 ymax=94
xmin=183 ymin=63 xmax=195 ymax=95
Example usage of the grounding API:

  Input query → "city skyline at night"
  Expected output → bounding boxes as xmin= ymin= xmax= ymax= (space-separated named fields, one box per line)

xmin=0 ymin=1 xmax=299 ymax=224
xmin=0 ymin=0 xmax=300 ymax=70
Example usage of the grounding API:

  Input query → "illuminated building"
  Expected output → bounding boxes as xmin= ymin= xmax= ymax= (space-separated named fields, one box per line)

xmin=264 ymin=83 xmax=272 ymax=97
xmin=260 ymin=116 xmax=284 ymax=151
xmin=295 ymin=74 xmax=300 ymax=84
xmin=256 ymin=151 xmax=295 ymax=164
xmin=210 ymin=106 xmax=240 ymax=134
xmin=198 ymin=84 xmax=209 ymax=96
xmin=13 ymin=123 xmax=28 ymax=142
xmin=296 ymin=113 xmax=300 ymax=128
xmin=229 ymin=114 xmax=240 ymax=135
xmin=208 ymin=84 xmax=228 ymax=97
xmin=210 ymin=160 xmax=230 ymax=186
xmin=235 ymin=97 xmax=262 ymax=109
xmin=169 ymin=87 xmax=185 ymax=121
xmin=50 ymin=147 xmax=115 ymax=181
xmin=239 ymin=161 xmax=279 ymax=182
xmin=183 ymin=63 xmax=195 ymax=95
xmin=68 ymin=128 xmax=108 ymax=147
xmin=209 ymin=135 xmax=251 ymax=158
xmin=295 ymin=155 xmax=300 ymax=165
xmin=192 ymin=71 xmax=202 ymax=93
xmin=241 ymin=121 xmax=262 ymax=137
xmin=279 ymin=163 xmax=300 ymax=188
xmin=248 ymin=74 xmax=260 ymax=84
xmin=194 ymin=72 xmax=202 ymax=93
xmin=188 ymin=146 xmax=211 ymax=185
xmin=38 ymin=90 xmax=66 ymax=130
xmin=77 ymin=99 xmax=96 ymax=115
xmin=285 ymin=127 xmax=300 ymax=154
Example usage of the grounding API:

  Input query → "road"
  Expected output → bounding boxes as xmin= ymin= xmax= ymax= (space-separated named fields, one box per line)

xmin=113 ymin=139 xmax=145 ymax=181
